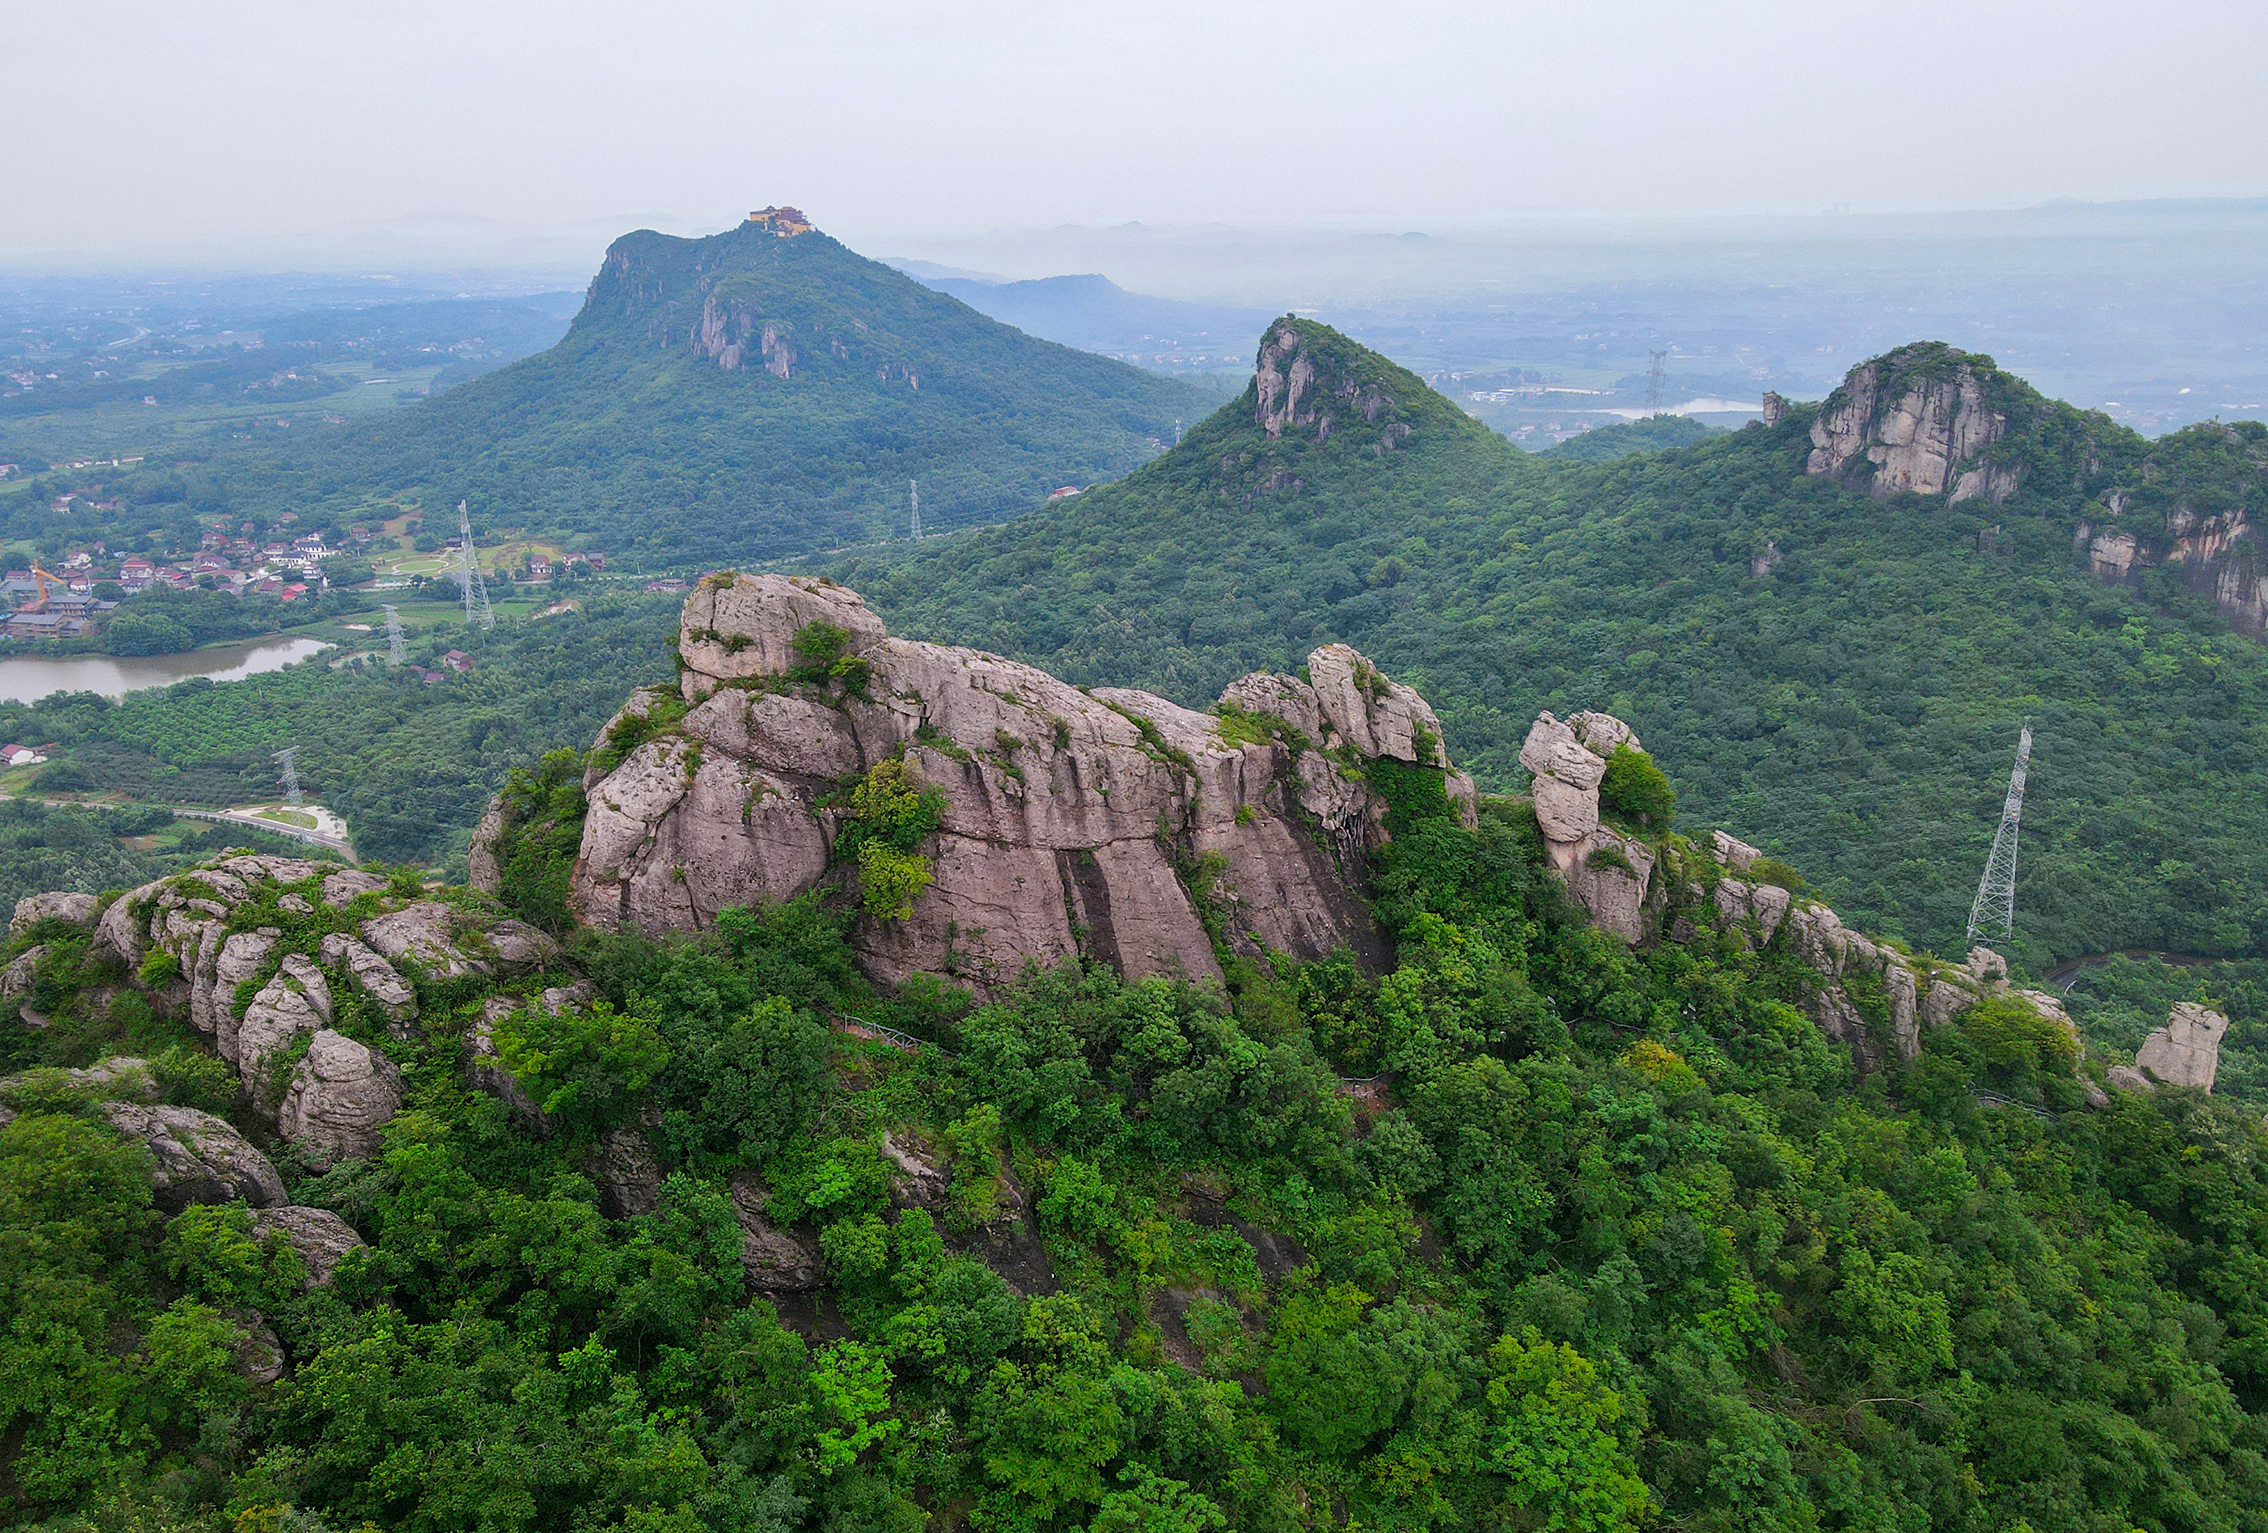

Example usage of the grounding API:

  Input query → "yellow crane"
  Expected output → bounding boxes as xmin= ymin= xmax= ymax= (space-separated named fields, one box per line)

xmin=26 ymin=563 xmax=60 ymax=608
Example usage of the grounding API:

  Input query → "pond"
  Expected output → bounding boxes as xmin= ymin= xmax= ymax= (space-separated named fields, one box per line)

xmin=0 ymin=635 xmax=334 ymax=705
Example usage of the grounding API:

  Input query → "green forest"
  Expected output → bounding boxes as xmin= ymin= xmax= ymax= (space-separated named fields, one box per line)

xmin=7 ymin=723 xmax=2268 ymax=1533
xmin=0 ymin=591 xmax=682 ymax=868
xmin=820 ymin=324 xmax=2268 ymax=981
xmin=21 ymin=226 xmax=1211 ymax=570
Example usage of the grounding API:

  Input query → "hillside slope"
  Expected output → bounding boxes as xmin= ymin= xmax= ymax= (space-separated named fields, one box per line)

xmin=203 ymin=218 xmax=1211 ymax=565
xmin=823 ymin=324 xmax=2268 ymax=971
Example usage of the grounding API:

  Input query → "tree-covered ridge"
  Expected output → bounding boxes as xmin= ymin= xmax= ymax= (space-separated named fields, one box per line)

xmin=6 ymin=738 xmax=2268 ymax=1533
xmin=123 ymin=223 xmax=1210 ymax=569
xmin=818 ymin=334 xmax=2268 ymax=978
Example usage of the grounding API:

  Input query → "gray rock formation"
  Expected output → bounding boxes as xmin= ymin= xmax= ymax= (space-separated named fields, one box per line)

xmin=2075 ymin=427 xmax=2265 ymax=637
xmin=360 ymin=901 xmax=489 ymax=979
xmin=1760 ymin=392 xmax=1790 ymax=427
xmin=1517 ymin=711 xmax=1656 ymax=941
xmin=2 ymin=944 xmax=43 ymax=999
xmin=320 ymin=869 xmax=389 ymax=908
xmin=2123 ymin=1001 xmax=2232 ymax=1092
xmin=1805 ymin=346 xmax=2019 ymax=503
xmin=467 ymin=797 xmax=506 ymax=896
xmin=276 ymin=1030 xmax=403 ymax=1168
xmin=319 ymin=931 xmax=418 ymax=1035
xmin=11 ymin=890 xmax=99 ymax=937
xmin=233 ymin=953 xmax=333 ymax=1083
xmin=250 ymin=1205 xmax=366 ymax=1287
xmin=587 ymin=1126 xmax=663 ymax=1218
xmin=575 ymin=575 xmax=1475 ymax=990
xmin=729 ymin=1173 xmax=826 ymax=1292
xmin=99 ymin=1101 xmax=287 ymax=1211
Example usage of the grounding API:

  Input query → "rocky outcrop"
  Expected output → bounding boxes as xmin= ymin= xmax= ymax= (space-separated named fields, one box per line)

xmin=11 ymin=890 xmax=99 ymax=937
xmin=587 ymin=1126 xmax=663 ymax=1218
xmin=2110 ymin=1001 xmax=2231 ymax=1092
xmin=234 ymin=953 xmax=333 ymax=1083
xmin=1518 ymin=712 xmax=1654 ymax=941
xmin=360 ymin=901 xmax=489 ymax=979
xmin=276 ymin=1030 xmax=403 ymax=1168
xmin=2 ymin=944 xmax=43 ymax=999
xmin=729 ymin=1173 xmax=826 ymax=1292
xmin=318 ymin=932 xmax=417 ymax=1035
xmin=99 ymin=1102 xmax=287 ymax=1211
xmin=467 ymin=798 xmax=506 ymax=895
xmin=250 ymin=1205 xmax=366 ymax=1287
xmin=1805 ymin=345 xmax=2019 ymax=504
xmin=2076 ymin=424 xmax=2267 ymax=638
xmin=575 ymin=575 xmax=1476 ymax=990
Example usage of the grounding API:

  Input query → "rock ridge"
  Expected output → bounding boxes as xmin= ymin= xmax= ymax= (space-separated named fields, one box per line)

xmin=569 ymin=574 xmax=1479 ymax=991
xmin=1804 ymin=343 xmax=2021 ymax=504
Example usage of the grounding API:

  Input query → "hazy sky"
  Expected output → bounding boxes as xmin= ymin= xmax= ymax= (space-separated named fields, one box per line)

xmin=7 ymin=0 xmax=2266 ymax=262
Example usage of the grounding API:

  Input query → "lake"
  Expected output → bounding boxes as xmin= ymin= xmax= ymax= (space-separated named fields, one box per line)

xmin=0 ymin=636 xmax=334 ymax=704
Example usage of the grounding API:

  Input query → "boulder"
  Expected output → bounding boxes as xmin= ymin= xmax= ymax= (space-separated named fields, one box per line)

xmin=319 ymin=932 xmax=418 ymax=1035
xmin=99 ymin=1101 xmax=287 ymax=1210
xmin=1305 ymin=643 xmax=1451 ymax=765
xmin=92 ymin=879 xmax=166 ymax=966
xmin=360 ymin=901 xmax=488 ymax=979
xmin=275 ymin=1030 xmax=403 ymax=1168
xmin=1710 ymin=831 xmax=1762 ymax=872
xmin=487 ymin=920 xmax=560 ymax=972
xmin=729 ymin=1172 xmax=826 ymax=1292
xmin=1519 ymin=713 xmax=1608 ymax=854
xmin=226 ymin=1307 xmax=285 ymax=1386
xmin=678 ymin=572 xmax=887 ymax=698
xmin=587 ymin=1126 xmax=663 ymax=1218
xmin=11 ymin=890 xmax=100 ymax=938
xmin=573 ymin=576 xmax=1455 ymax=991
xmin=320 ymin=868 xmax=390 ymax=908
xmin=2129 ymin=1001 xmax=2231 ymax=1092
xmin=200 ymin=931 xmax=279 ymax=1054
xmin=2 ymin=944 xmax=44 ymax=998
xmin=233 ymin=953 xmax=333 ymax=1081
xmin=250 ymin=1205 xmax=366 ymax=1287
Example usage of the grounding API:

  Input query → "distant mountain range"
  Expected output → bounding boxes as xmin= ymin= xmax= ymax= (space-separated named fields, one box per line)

xmin=902 ymin=269 xmax=1270 ymax=371
xmin=198 ymin=219 xmax=1214 ymax=564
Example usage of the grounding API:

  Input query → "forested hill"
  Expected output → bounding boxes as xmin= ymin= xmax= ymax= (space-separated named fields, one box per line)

xmin=196 ymin=218 xmax=1211 ymax=565
xmin=823 ymin=321 xmax=2268 ymax=972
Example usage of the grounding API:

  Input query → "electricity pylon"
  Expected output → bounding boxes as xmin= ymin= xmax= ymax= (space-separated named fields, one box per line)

xmin=457 ymin=501 xmax=493 ymax=629
xmin=908 ymin=479 xmax=921 ymax=540
xmin=382 ymin=604 xmax=406 ymax=664
xmin=1645 ymin=349 xmax=1668 ymax=413
xmin=273 ymin=746 xmax=304 ymax=807
xmin=1965 ymin=724 xmax=2033 ymax=949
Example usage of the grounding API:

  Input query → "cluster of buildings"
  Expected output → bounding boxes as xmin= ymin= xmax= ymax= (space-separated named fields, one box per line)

xmin=1 ymin=528 xmax=331 ymax=640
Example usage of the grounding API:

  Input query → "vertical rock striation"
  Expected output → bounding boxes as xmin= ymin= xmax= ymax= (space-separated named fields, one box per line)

xmin=574 ymin=575 xmax=1479 ymax=991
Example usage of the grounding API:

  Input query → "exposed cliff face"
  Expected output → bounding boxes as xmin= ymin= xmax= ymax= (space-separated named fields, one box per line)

xmin=2078 ymin=421 xmax=2268 ymax=638
xmin=572 ymin=575 xmax=1478 ymax=990
xmin=1805 ymin=344 xmax=2020 ymax=503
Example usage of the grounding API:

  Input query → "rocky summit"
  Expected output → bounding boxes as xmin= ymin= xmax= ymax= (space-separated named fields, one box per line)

xmin=548 ymin=573 xmax=1476 ymax=989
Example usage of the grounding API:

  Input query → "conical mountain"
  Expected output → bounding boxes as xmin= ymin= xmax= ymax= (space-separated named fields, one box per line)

xmin=826 ymin=327 xmax=2268 ymax=968
xmin=245 ymin=213 xmax=1211 ymax=565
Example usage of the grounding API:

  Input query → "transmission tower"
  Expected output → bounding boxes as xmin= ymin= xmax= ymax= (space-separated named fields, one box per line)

xmin=1174 ymin=418 xmax=1183 ymax=446
xmin=1965 ymin=724 xmax=2033 ymax=950
xmin=272 ymin=746 xmax=304 ymax=807
xmin=1645 ymin=349 xmax=1668 ymax=413
xmin=382 ymin=604 xmax=406 ymax=664
xmin=456 ymin=500 xmax=493 ymax=629
xmin=908 ymin=479 xmax=921 ymax=540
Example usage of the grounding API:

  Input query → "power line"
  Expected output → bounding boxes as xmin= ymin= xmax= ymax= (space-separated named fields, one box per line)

xmin=272 ymin=746 xmax=303 ymax=807
xmin=1965 ymin=724 xmax=2033 ymax=950
xmin=456 ymin=500 xmax=493 ymax=629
